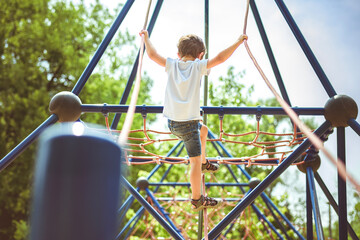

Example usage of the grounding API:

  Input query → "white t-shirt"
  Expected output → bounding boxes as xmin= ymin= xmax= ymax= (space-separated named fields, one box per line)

xmin=163 ymin=58 xmax=210 ymax=121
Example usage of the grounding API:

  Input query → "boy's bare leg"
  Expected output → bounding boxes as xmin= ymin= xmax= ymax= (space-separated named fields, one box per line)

xmin=189 ymin=156 xmax=202 ymax=200
xmin=200 ymin=124 xmax=208 ymax=164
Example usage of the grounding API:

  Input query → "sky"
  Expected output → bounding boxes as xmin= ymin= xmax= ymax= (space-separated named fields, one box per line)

xmin=97 ymin=0 xmax=360 ymax=218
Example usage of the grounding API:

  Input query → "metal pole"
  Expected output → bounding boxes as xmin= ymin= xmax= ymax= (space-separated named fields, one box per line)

xmin=314 ymin=172 xmax=359 ymax=240
xmin=348 ymin=118 xmax=360 ymax=136
xmin=337 ymin=127 xmax=348 ymax=239
xmin=145 ymin=188 xmax=182 ymax=236
xmin=273 ymin=0 xmax=337 ymax=97
xmin=72 ymin=0 xmax=135 ymax=95
xmin=120 ymin=176 xmax=184 ymax=240
xmin=306 ymin=174 xmax=313 ymax=240
xmin=307 ymin=168 xmax=324 ymax=240
xmin=82 ymin=104 xmax=325 ymax=116
xmin=250 ymin=0 xmax=291 ymax=105
xmin=117 ymin=142 xmax=183 ymax=237
xmin=0 ymin=114 xmax=58 ymax=172
xmin=202 ymin=0 xmax=209 ymax=126
xmin=111 ymin=0 xmax=164 ymax=129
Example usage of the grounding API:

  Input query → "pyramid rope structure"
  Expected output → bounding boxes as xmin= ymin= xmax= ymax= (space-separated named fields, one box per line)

xmin=1 ymin=0 xmax=360 ymax=239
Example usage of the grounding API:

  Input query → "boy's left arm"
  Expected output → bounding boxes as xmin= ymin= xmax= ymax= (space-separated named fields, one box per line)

xmin=207 ymin=34 xmax=248 ymax=69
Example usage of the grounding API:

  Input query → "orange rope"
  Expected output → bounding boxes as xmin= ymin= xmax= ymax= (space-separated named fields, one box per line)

xmin=104 ymin=115 xmax=309 ymax=166
xmin=241 ymin=0 xmax=360 ymax=192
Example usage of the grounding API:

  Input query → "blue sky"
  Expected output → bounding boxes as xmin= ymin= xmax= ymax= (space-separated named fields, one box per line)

xmin=98 ymin=0 xmax=360 ymax=214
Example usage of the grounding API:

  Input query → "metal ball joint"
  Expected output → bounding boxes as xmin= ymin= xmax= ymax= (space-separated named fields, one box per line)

xmin=136 ymin=177 xmax=149 ymax=191
xmin=324 ymin=94 xmax=358 ymax=127
xmin=49 ymin=91 xmax=82 ymax=122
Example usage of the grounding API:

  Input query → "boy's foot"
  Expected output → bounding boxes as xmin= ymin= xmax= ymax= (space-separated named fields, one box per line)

xmin=202 ymin=160 xmax=220 ymax=173
xmin=191 ymin=195 xmax=223 ymax=212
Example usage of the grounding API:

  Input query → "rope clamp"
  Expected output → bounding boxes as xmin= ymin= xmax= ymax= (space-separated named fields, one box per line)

xmin=256 ymin=106 xmax=262 ymax=121
xmin=101 ymin=103 xmax=109 ymax=117
xmin=218 ymin=106 xmax=225 ymax=120
xmin=141 ymin=105 xmax=147 ymax=119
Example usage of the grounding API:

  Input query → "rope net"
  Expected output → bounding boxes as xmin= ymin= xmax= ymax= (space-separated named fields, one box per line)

xmin=101 ymin=114 xmax=310 ymax=167
xmin=122 ymin=164 xmax=290 ymax=240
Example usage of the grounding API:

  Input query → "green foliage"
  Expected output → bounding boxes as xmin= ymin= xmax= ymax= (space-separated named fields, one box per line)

xmin=0 ymin=0 xmax=142 ymax=239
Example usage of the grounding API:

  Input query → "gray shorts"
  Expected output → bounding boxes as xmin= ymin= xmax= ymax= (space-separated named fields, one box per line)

xmin=168 ymin=120 xmax=202 ymax=157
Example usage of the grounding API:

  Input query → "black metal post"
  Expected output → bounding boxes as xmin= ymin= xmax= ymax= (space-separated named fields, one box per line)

xmin=120 ymin=176 xmax=184 ymax=240
xmin=250 ymin=0 xmax=291 ymax=105
xmin=0 ymin=115 xmax=58 ymax=172
xmin=273 ymin=0 xmax=337 ymax=97
xmin=307 ymin=168 xmax=324 ymax=240
xmin=306 ymin=174 xmax=313 ymax=240
xmin=314 ymin=172 xmax=359 ymax=240
xmin=111 ymin=0 xmax=164 ymax=129
xmin=72 ymin=0 xmax=135 ymax=95
xmin=337 ymin=127 xmax=348 ymax=239
xmin=348 ymin=118 xmax=360 ymax=136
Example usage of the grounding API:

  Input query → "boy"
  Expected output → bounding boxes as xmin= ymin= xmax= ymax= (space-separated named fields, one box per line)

xmin=140 ymin=30 xmax=248 ymax=211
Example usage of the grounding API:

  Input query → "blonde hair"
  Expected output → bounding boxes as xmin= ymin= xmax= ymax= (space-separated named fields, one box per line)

xmin=177 ymin=34 xmax=206 ymax=58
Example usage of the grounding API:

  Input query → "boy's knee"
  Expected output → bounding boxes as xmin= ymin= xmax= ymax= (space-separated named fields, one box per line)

xmin=200 ymin=124 xmax=208 ymax=133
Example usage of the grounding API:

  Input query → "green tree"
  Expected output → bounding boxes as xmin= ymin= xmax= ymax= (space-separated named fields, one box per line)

xmin=0 ymin=0 xmax=148 ymax=239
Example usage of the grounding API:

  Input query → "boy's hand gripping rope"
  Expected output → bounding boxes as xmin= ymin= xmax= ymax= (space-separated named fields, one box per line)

xmin=242 ymin=0 xmax=360 ymax=192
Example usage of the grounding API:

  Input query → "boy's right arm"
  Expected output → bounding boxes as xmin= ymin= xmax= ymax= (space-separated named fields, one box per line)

xmin=207 ymin=34 xmax=248 ymax=69
xmin=140 ymin=30 xmax=166 ymax=67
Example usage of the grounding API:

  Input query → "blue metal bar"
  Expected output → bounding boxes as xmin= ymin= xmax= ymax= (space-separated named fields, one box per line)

xmin=306 ymin=174 xmax=313 ymax=240
xmin=199 ymin=1 xmax=209 ymax=236
xmin=71 ymin=0 xmax=135 ymax=95
xmin=211 ymin=140 xmax=285 ymax=239
xmin=116 ymin=207 xmax=142 ymax=239
xmin=149 ymin=182 xmax=249 ymax=187
xmin=82 ymin=104 xmax=324 ymax=116
xmin=337 ymin=127 xmax=348 ymax=239
xmin=145 ymin=188 xmax=182 ymax=236
xmin=209 ymin=139 xmax=282 ymax=239
xmin=261 ymin=192 xmax=305 ymax=240
xmin=117 ymin=143 xmax=184 ymax=238
xmin=348 ymin=118 xmax=360 ymax=136
xmin=307 ymin=167 xmax=325 ymax=240
xmin=251 ymin=200 xmax=284 ymax=239
xmin=273 ymin=0 xmax=337 ymax=97
xmin=111 ymin=0 xmax=164 ymax=129
xmin=263 ymin=199 xmax=290 ymax=239
xmin=250 ymin=0 xmax=291 ymax=105
xmin=0 ymin=114 xmax=58 ymax=172
xmin=314 ymin=172 xmax=359 ymax=240
xmin=203 ymin=0 xmax=209 ymax=126
xmin=117 ymin=141 xmax=183 ymax=235
xmin=206 ymin=121 xmax=331 ymax=239
xmin=118 ymin=190 xmax=136 ymax=215
xmin=120 ymin=176 xmax=184 ymax=240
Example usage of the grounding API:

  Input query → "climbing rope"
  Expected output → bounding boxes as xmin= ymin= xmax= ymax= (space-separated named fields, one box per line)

xmin=241 ymin=0 xmax=360 ymax=192
xmin=118 ymin=0 xmax=153 ymax=145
